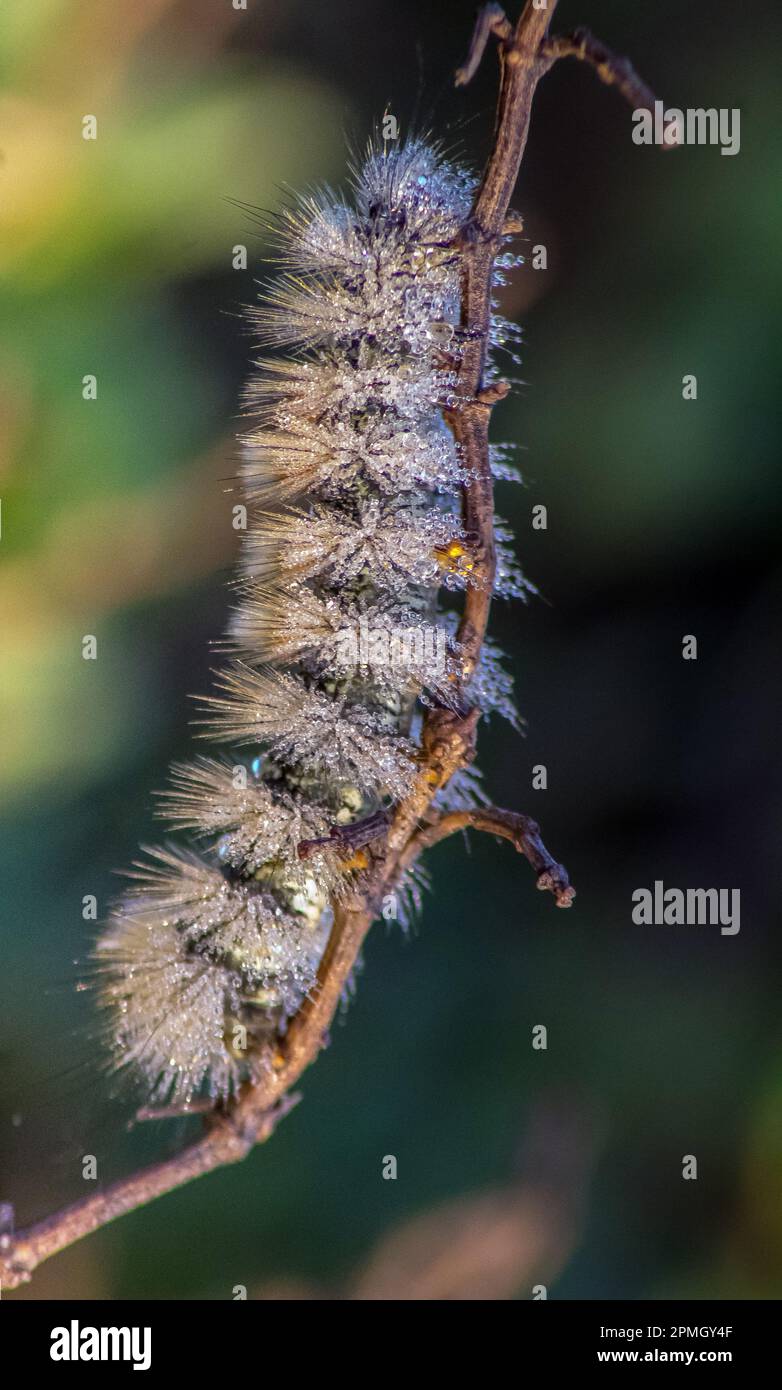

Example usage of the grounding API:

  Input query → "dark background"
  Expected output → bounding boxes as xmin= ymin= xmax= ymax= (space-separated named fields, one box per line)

xmin=1 ymin=0 xmax=780 ymax=1298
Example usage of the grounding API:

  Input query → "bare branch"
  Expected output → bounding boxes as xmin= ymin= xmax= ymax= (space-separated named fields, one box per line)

xmin=1 ymin=0 xmax=662 ymax=1287
xmin=448 ymin=2 xmax=555 ymax=692
xmin=0 ymin=1096 xmax=299 ymax=1288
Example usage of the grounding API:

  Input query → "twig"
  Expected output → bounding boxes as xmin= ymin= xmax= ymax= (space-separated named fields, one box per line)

xmin=0 ymin=0 xmax=660 ymax=1289
xmin=454 ymin=3 xmax=512 ymax=87
xmin=400 ymin=807 xmax=575 ymax=908
xmin=296 ymin=809 xmax=390 ymax=862
xmin=544 ymin=28 xmax=658 ymax=115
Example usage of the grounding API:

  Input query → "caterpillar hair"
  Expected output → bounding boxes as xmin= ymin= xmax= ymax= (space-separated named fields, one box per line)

xmin=95 ymin=135 xmax=525 ymax=1107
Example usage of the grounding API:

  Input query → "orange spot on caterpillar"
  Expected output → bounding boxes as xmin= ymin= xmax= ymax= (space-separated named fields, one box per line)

xmin=435 ymin=540 xmax=475 ymax=575
xmin=338 ymin=849 xmax=369 ymax=871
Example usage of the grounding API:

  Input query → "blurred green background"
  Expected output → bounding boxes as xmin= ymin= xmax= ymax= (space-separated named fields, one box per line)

xmin=2 ymin=0 xmax=781 ymax=1299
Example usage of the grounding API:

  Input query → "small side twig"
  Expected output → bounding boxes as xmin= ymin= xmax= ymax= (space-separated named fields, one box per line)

xmin=401 ymin=807 xmax=575 ymax=908
xmin=297 ymin=809 xmax=390 ymax=862
xmin=454 ymin=3 xmax=512 ymax=86
xmin=543 ymin=28 xmax=658 ymax=115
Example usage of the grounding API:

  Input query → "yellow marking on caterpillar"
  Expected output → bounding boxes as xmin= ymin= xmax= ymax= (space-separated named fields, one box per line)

xmin=435 ymin=540 xmax=475 ymax=574
xmin=338 ymin=849 xmax=369 ymax=871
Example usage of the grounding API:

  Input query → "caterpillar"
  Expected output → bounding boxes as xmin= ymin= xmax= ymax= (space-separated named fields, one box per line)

xmin=95 ymin=136 xmax=526 ymax=1108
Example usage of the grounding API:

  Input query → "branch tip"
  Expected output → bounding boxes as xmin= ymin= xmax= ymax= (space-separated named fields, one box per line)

xmin=455 ymin=4 xmax=512 ymax=87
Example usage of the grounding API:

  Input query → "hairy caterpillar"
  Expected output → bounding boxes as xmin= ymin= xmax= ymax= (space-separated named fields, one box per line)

xmin=95 ymin=136 xmax=526 ymax=1108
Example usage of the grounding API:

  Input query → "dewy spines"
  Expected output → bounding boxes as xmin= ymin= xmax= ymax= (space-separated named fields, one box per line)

xmin=96 ymin=136 xmax=523 ymax=1106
